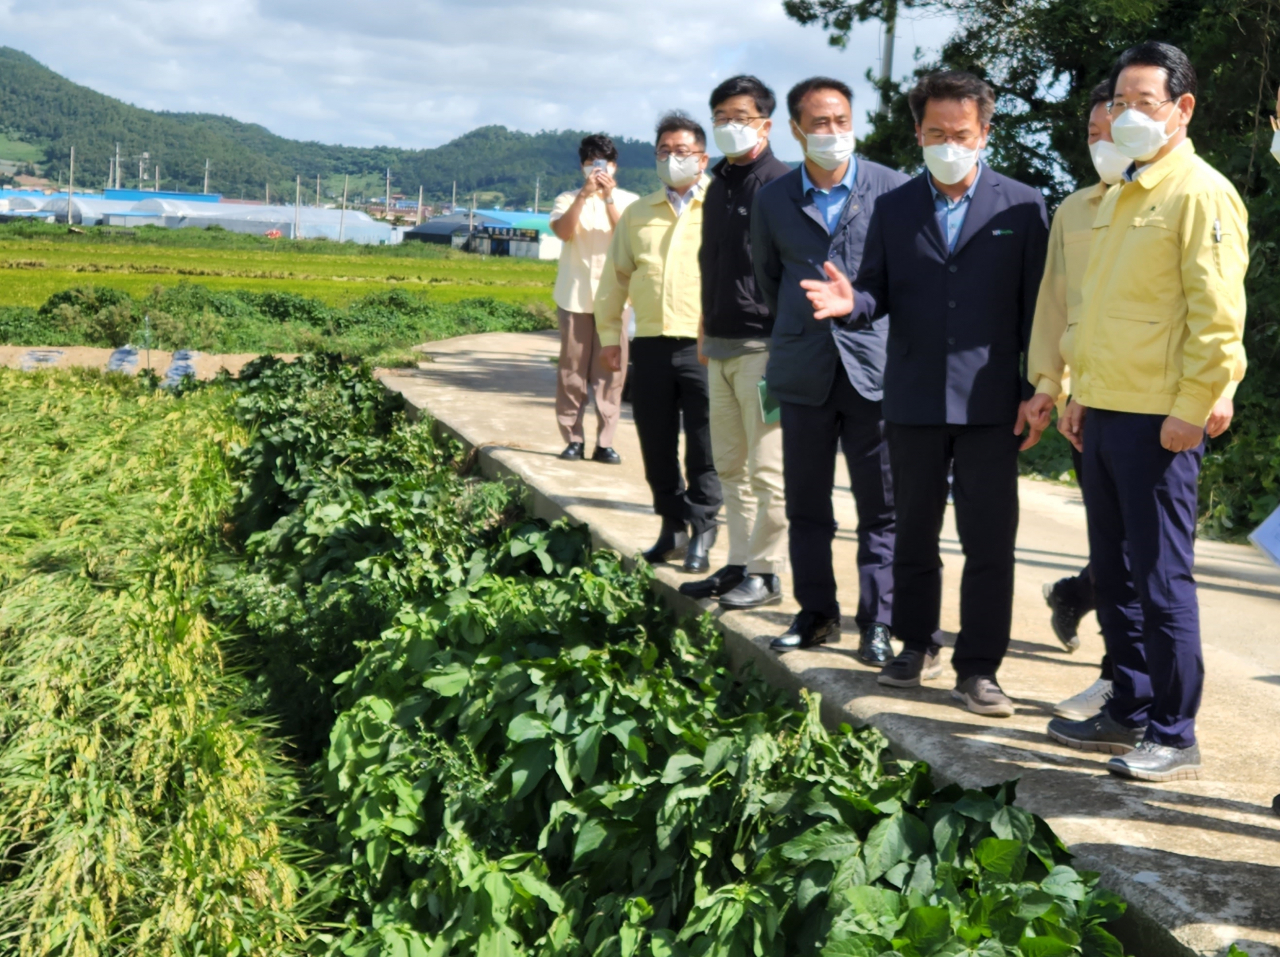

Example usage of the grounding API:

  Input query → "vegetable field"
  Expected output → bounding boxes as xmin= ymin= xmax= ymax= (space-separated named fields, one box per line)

xmin=0 ymin=359 xmax=1132 ymax=956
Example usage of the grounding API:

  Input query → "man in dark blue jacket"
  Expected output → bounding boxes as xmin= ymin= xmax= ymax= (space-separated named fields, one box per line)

xmin=801 ymin=71 xmax=1048 ymax=717
xmin=751 ymin=77 xmax=909 ymax=659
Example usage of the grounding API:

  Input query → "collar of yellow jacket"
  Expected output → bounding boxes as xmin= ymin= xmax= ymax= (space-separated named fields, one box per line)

xmin=645 ymin=173 xmax=712 ymax=206
xmin=1130 ymin=138 xmax=1196 ymax=190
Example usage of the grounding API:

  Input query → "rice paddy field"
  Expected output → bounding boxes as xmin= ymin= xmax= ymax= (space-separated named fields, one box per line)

xmin=0 ymin=221 xmax=557 ymax=309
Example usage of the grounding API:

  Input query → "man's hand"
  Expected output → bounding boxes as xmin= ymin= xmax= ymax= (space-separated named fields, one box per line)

xmin=798 ymin=261 xmax=854 ymax=321
xmin=579 ymin=172 xmax=601 ymax=199
xmin=601 ymin=344 xmax=623 ymax=372
xmin=1014 ymin=399 xmax=1047 ymax=451
xmin=1059 ymin=400 xmax=1086 ymax=453
xmin=596 ymin=171 xmax=617 ymax=199
xmin=1205 ymin=395 xmax=1234 ymax=438
xmin=1021 ymin=393 xmax=1056 ymax=434
xmin=1160 ymin=415 xmax=1204 ymax=452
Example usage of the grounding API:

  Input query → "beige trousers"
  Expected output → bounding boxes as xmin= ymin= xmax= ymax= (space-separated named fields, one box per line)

xmin=555 ymin=308 xmax=628 ymax=447
xmin=708 ymin=351 xmax=787 ymax=575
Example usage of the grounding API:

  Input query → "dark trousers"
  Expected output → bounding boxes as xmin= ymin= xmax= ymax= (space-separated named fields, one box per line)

xmin=780 ymin=365 xmax=894 ymax=626
xmin=1062 ymin=444 xmax=1110 ymax=681
xmin=888 ymin=423 xmax=1021 ymax=680
xmin=629 ymin=336 xmax=722 ymax=534
xmin=1082 ymin=410 xmax=1204 ymax=747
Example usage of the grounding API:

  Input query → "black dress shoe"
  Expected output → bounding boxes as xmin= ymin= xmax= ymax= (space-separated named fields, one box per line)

xmin=683 ymin=526 xmax=717 ymax=573
xmin=770 ymin=611 xmax=840 ymax=651
xmin=559 ymin=442 xmax=584 ymax=461
xmin=719 ymin=574 xmax=782 ymax=609
xmin=857 ymin=622 xmax=893 ymax=665
xmin=679 ymin=564 xmax=745 ymax=599
xmin=642 ymin=520 xmax=689 ymax=564
xmin=591 ymin=446 xmax=622 ymax=464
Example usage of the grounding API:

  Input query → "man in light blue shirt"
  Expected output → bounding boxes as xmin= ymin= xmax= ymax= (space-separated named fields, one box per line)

xmin=801 ymin=156 xmax=858 ymax=234
xmin=929 ymin=163 xmax=982 ymax=251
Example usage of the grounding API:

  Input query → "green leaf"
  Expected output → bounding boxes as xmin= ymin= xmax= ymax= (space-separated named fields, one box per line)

xmin=863 ymin=811 xmax=930 ymax=882
xmin=573 ymin=818 xmax=608 ymax=865
xmin=1018 ymin=936 xmax=1074 ymax=957
xmin=779 ymin=822 xmax=863 ymax=863
xmin=1081 ymin=925 xmax=1125 ymax=957
xmin=896 ymin=904 xmax=952 ymax=953
xmin=660 ymin=752 xmax=703 ymax=784
xmin=1040 ymin=866 xmax=1086 ymax=902
xmin=575 ymin=724 xmax=603 ymax=784
xmin=974 ymin=837 xmax=1023 ymax=879
xmin=821 ymin=934 xmax=894 ymax=957
xmin=510 ymin=742 xmax=554 ymax=800
xmin=423 ymin=663 xmax=469 ymax=696
xmin=508 ymin=710 xmax=552 ymax=742
xmin=991 ymin=805 xmax=1036 ymax=844
xmin=954 ymin=792 xmax=998 ymax=822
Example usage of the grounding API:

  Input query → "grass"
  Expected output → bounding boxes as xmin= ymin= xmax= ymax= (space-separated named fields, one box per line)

xmin=0 ymin=368 xmax=311 ymax=956
xmin=0 ymin=133 xmax=43 ymax=164
xmin=0 ymin=221 xmax=557 ymax=310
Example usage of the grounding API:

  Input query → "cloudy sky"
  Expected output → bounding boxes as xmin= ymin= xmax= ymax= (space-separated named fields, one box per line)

xmin=1 ymin=0 xmax=955 ymax=161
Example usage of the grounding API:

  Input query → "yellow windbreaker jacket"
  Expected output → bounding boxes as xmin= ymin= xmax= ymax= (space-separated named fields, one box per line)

xmin=1048 ymin=141 xmax=1247 ymax=427
xmin=594 ymin=176 xmax=710 ymax=347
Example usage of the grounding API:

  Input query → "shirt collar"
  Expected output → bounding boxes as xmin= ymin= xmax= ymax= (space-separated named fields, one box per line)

xmin=1123 ymin=138 xmax=1194 ymax=187
xmin=929 ymin=162 xmax=983 ymax=206
xmin=800 ymin=158 xmax=856 ymax=196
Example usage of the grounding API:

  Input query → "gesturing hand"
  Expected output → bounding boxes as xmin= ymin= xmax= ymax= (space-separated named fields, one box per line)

xmin=1160 ymin=415 xmax=1204 ymax=453
xmin=798 ymin=261 xmax=855 ymax=321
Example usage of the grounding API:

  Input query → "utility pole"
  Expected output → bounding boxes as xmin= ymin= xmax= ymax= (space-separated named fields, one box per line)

xmin=107 ymin=157 xmax=113 ymax=192
xmin=294 ymin=175 xmax=301 ymax=239
xmin=66 ymin=146 xmax=74 ymax=223
xmin=204 ymin=158 xmax=210 ymax=194
xmin=338 ymin=174 xmax=348 ymax=243
xmin=385 ymin=167 xmax=391 ymax=221
xmin=452 ymin=180 xmax=456 ymax=210
xmin=878 ymin=0 xmax=898 ymax=117
xmin=265 ymin=182 xmax=269 ymax=205
xmin=534 ymin=174 xmax=540 ymax=214
xmin=114 ymin=142 xmax=121 ymax=189
xmin=155 ymin=162 xmax=161 ymax=192
xmin=416 ymin=184 xmax=423 ymax=225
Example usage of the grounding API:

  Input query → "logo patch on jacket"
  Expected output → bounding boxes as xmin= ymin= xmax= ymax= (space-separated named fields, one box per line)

xmin=991 ymin=229 xmax=1014 ymax=236
xmin=738 ymin=206 xmax=749 ymax=216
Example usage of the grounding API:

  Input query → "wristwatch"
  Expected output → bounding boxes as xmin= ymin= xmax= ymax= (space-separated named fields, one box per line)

xmin=604 ymin=196 xmax=615 ymax=206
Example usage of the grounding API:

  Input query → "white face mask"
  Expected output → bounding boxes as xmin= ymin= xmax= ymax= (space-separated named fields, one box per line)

xmin=656 ymin=154 xmax=702 ymax=189
xmin=922 ymin=143 xmax=980 ymax=186
xmin=713 ymin=122 xmax=760 ymax=159
xmin=796 ymin=126 xmax=855 ymax=171
xmin=1089 ymin=140 xmax=1131 ymax=185
xmin=1109 ymin=106 xmax=1175 ymax=162
xmin=1270 ymin=129 xmax=1280 ymax=164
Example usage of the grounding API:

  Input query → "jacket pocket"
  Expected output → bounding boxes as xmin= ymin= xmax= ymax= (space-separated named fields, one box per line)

xmin=1097 ymin=308 xmax=1173 ymax=394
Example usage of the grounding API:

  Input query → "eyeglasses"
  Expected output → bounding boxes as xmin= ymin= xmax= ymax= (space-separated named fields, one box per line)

xmin=920 ymin=130 xmax=982 ymax=147
xmin=711 ymin=114 xmax=765 ymax=127
xmin=655 ymin=148 xmax=706 ymax=160
xmin=1107 ymin=98 xmax=1174 ymax=116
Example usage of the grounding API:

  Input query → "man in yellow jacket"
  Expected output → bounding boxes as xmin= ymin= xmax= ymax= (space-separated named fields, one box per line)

xmin=596 ymin=112 xmax=722 ymax=571
xmin=1025 ymin=42 xmax=1247 ymax=783
xmin=1029 ymin=82 xmax=1239 ymax=722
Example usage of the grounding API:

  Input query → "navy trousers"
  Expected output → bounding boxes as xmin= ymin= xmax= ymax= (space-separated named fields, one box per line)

xmin=780 ymin=364 xmax=894 ymax=627
xmin=1082 ymin=409 xmax=1204 ymax=748
xmin=887 ymin=423 xmax=1021 ymax=680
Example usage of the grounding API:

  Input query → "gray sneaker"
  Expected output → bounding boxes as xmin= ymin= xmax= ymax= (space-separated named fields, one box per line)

xmin=951 ymin=675 xmax=1015 ymax=717
xmin=1048 ymin=710 xmax=1146 ymax=754
xmin=877 ymin=646 xmax=943 ymax=688
xmin=1107 ymin=740 xmax=1202 ymax=782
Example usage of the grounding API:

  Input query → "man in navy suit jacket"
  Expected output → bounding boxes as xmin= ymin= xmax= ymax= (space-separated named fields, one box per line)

xmin=751 ymin=77 xmax=909 ymax=659
xmin=802 ymin=71 xmax=1049 ymax=717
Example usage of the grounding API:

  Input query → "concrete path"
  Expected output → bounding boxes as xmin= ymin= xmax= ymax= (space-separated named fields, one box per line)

xmin=383 ymin=330 xmax=1280 ymax=957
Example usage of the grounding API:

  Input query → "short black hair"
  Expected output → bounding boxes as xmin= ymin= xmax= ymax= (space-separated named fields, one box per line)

xmin=908 ymin=70 xmax=996 ymax=125
xmin=786 ymin=77 xmax=853 ymax=122
xmin=1087 ymin=79 xmax=1112 ymax=118
xmin=655 ymin=110 xmax=706 ymax=148
xmin=578 ymin=134 xmax=617 ymax=165
xmin=710 ymin=75 xmax=777 ymax=117
xmin=1109 ymin=41 xmax=1197 ymax=100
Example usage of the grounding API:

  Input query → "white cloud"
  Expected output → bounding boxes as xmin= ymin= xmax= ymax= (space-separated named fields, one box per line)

xmin=1 ymin=0 xmax=955 ymax=161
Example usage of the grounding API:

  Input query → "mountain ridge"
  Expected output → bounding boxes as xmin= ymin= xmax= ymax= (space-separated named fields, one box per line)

xmin=0 ymin=46 xmax=660 ymax=207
